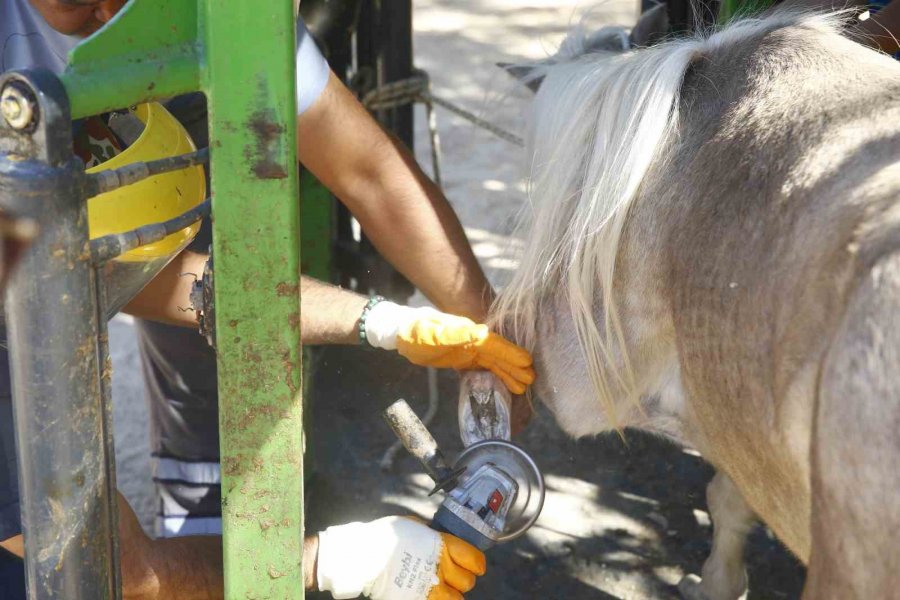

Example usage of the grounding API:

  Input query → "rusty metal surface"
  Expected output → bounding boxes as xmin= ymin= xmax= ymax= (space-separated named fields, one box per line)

xmin=204 ymin=1 xmax=304 ymax=596
xmin=60 ymin=0 xmax=201 ymax=119
xmin=1 ymin=70 xmax=119 ymax=600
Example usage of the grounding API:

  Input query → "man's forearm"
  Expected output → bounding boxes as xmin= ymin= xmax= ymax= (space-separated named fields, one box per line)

xmin=124 ymin=250 xmax=207 ymax=328
xmin=298 ymin=73 xmax=493 ymax=321
xmin=300 ymin=275 xmax=367 ymax=345
xmin=148 ymin=533 xmax=320 ymax=597
xmin=352 ymin=133 xmax=494 ymax=320
xmin=141 ymin=535 xmax=223 ymax=600
xmin=125 ymin=491 xmax=321 ymax=599
xmin=7 ymin=505 xmax=321 ymax=599
xmin=123 ymin=247 xmax=372 ymax=346
xmin=1 ymin=529 xmax=223 ymax=600
xmin=304 ymin=534 xmax=320 ymax=590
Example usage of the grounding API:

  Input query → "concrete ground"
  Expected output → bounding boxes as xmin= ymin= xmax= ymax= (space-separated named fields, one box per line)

xmin=301 ymin=348 xmax=806 ymax=600
xmin=110 ymin=0 xmax=807 ymax=597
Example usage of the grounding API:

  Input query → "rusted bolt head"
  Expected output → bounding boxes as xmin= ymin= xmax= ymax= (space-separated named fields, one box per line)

xmin=1 ymin=84 xmax=35 ymax=130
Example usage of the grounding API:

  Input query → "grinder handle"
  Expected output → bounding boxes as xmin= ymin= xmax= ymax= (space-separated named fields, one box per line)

xmin=383 ymin=399 xmax=453 ymax=484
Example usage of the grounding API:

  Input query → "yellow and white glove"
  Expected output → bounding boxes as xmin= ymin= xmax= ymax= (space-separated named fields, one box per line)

xmin=364 ymin=302 xmax=535 ymax=394
xmin=316 ymin=516 xmax=487 ymax=600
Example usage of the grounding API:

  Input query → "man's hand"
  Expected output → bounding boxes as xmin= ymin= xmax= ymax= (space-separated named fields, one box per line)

xmin=364 ymin=302 xmax=535 ymax=394
xmin=316 ymin=517 xmax=486 ymax=600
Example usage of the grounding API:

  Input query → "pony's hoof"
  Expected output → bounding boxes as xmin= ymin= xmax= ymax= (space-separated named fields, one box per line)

xmin=678 ymin=574 xmax=748 ymax=600
xmin=458 ymin=370 xmax=512 ymax=445
xmin=678 ymin=575 xmax=712 ymax=600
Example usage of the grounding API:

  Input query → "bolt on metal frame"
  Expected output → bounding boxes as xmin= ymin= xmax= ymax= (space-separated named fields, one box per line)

xmin=0 ymin=0 xmax=303 ymax=597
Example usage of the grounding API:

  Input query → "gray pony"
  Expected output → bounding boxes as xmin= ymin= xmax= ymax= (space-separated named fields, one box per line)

xmin=464 ymin=8 xmax=900 ymax=599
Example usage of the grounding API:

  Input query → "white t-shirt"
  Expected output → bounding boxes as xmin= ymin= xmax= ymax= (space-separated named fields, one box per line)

xmin=0 ymin=0 xmax=329 ymax=115
xmin=295 ymin=18 xmax=330 ymax=114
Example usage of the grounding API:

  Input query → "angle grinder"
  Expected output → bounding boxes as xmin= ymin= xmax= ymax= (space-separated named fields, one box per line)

xmin=382 ymin=399 xmax=545 ymax=551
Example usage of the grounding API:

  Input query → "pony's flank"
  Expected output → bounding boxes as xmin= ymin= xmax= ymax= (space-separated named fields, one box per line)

xmin=491 ymin=11 xmax=844 ymax=425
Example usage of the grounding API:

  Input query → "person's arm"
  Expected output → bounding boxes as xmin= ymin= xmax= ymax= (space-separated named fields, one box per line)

xmin=126 ymin=257 xmax=533 ymax=390
xmin=130 ymin=74 xmax=496 ymax=326
xmin=2 ymin=494 xmax=321 ymax=599
xmin=5 ymin=509 xmax=482 ymax=600
xmin=298 ymin=277 xmax=533 ymax=393
xmin=121 ymin=500 xmax=316 ymax=598
xmin=299 ymin=276 xmax=367 ymax=344
xmin=123 ymin=255 xmax=365 ymax=345
xmin=297 ymin=72 xmax=492 ymax=321
xmin=0 ymin=494 xmax=225 ymax=600
xmin=123 ymin=250 xmax=208 ymax=328
xmin=116 ymin=490 xmax=222 ymax=599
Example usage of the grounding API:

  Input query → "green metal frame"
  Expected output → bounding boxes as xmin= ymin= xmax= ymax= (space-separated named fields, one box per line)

xmin=300 ymin=170 xmax=334 ymax=281
xmin=61 ymin=1 xmax=304 ymax=596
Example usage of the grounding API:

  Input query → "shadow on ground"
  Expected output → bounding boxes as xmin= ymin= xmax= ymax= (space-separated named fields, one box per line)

xmin=304 ymin=345 xmax=805 ymax=600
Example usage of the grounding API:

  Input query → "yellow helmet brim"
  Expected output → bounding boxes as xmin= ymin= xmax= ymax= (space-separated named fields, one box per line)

xmin=87 ymin=103 xmax=207 ymax=316
xmin=86 ymin=103 xmax=206 ymax=262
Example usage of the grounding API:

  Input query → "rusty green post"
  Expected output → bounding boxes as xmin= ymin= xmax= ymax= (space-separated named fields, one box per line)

xmin=202 ymin=2 xmax=304 ymax=597
xmin=56 ymin=0 xmax=304 ymax=596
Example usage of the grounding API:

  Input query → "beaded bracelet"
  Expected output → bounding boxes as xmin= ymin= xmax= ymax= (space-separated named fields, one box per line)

xmin=358 ymin=295 xmax=386 ymax=347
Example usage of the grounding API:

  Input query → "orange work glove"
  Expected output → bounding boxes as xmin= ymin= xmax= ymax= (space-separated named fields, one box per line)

xmin=363 ymin=302 xmax=535 ymax=394
xmin=316 ymin=516 xmax=487 ymax=600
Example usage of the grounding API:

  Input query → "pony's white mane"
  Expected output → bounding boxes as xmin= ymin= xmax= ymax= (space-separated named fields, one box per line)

xmin=491 ymin=10 xmax=844 ymax=423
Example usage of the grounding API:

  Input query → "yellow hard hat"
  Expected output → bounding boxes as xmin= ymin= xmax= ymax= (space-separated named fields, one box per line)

xmin=86 ymin=102 xmax=206 ymax=261
xmin=87 ymin=103 xmax=206 ymax=314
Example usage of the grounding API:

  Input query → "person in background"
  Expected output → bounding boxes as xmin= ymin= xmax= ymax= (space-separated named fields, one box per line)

xmin=0 ymin=0 xmax=535 ymax=598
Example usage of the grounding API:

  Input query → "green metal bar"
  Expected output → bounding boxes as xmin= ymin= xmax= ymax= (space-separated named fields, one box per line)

xmin=60 ymin=0 xmax=201 ymax=119
xmin=300 ymin=169 xmax=333 ymax=281
xmin=202 ymin=2 xmax=304 ymax=598
xmin=298 ymin=172 xmax=331 ymax=478
xmin=58 ymin=1 xmax=306 ymax=595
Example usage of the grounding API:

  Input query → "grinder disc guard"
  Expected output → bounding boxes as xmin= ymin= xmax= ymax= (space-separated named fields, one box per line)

xmin=382 ymin=399 xmax=544 ymax=550
xmin=449 ymin=440 xmax=545 ymax=543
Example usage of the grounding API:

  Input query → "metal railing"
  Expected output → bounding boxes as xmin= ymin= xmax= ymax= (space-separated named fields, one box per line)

xmin=0 ymin=1 xmax=304 ymax=597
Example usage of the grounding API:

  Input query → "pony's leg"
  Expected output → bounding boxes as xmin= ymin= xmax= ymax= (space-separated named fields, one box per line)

xmin=679 ymin=471 xmax=754 ymax=600
xmin=803 ymin=253 xmax=900 ymax=599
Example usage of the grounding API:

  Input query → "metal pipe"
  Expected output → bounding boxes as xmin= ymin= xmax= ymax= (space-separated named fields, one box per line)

xmin=86 ymin=147 xmax=209 ymax=197
xmin=1 ymin=70 xmax=118 ymax=599
xmin=90 ymin=198 xmax=211 ymax=264
xmin=94 ymin=283 xmax=122 ymax=596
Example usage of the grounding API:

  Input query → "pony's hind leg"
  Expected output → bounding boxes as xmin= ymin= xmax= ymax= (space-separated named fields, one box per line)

xmin=803 ymin=252 xmax=900 ymax=599
xmin=679 ymin=471 xmax=754 ymax=600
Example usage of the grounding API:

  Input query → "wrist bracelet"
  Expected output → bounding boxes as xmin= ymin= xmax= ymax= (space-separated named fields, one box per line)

xmin=358 ymin=295 xmax=386 ymax=347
